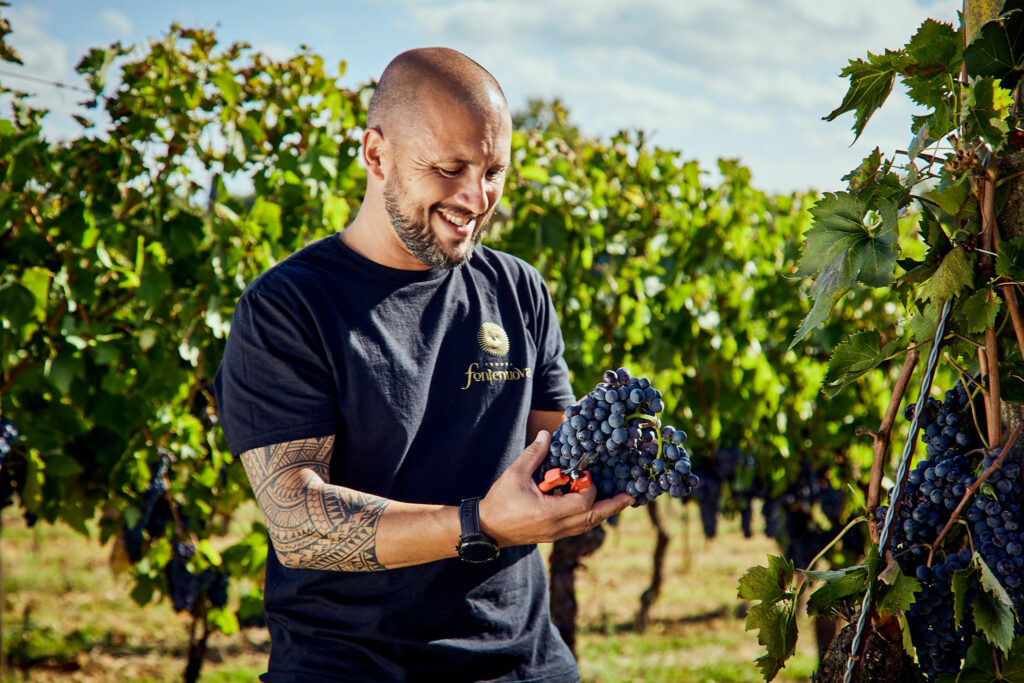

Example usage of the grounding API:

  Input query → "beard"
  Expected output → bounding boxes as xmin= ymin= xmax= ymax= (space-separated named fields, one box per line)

xmin=383 ymin=173 xmax=490 ymax=269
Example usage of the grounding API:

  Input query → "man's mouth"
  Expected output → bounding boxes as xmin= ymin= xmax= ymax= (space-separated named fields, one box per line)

xmin=438 ymin=208 xmax=476 ymax=233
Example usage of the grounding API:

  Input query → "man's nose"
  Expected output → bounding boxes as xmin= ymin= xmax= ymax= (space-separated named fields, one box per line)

xmin=452 ymin=171 xmax=489 ymax=215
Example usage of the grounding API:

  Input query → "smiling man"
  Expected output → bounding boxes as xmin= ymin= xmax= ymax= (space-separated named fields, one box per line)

xmin=214 ymin=47 xmax=633 ymax=682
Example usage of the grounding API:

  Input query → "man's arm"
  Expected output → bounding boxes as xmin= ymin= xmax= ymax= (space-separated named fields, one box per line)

xmin=241 ymin=426 xmax=633 ymax=572
xmin=240 ymin=436 xmax=457 ymax=571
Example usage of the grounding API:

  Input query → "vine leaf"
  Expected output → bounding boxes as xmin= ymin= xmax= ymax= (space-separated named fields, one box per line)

xmin=957 ymin=636 xmax=1024 ymax=682
xmin=964 ymin=6 xmax=1024 ymax=91
xmin=917 ymin=246 xmax=975 ymax=303
xmin=738 ymin=555 xmax=797 ymax=681
xmin=963 ymin=77 xmax=1014 ymax=147
xmin=974 ymin=556 xmax=1016 ymax=654
xmin=996 ymin=235 xmax=1024 ymax=279
xmin=823 ymin=331 xmax=902 ymax=398
xmin=876 ymin=564 xmax=919 ymax=619
xmin=791 ymin=192 xmax=899 ymax=346
xmin=953 ymin=567 xmax=973 ymax=629
xmin=923 ymin=181 xmax=977 ymax=221
xmin=903 ymin=19 xmax=961 ymax=109
xmin=804 ymin=565 xmax=868 ymax=617
xmin=824 ymin=50 xmax=906 ymax=142
xmin=959 ymin=289 xmax=1001 ymax=334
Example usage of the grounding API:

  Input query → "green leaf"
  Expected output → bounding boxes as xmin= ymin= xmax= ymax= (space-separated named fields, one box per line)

xmin=964 ymin=8 xmax=1024 ymax=91
xmin=959 ymin=289 xmax=1001 ymax=334
xmin=822 ymin=330 xmax=902 ymax=398
xmin=974 ymin=556 xmax=1016 ymax=654
xmin=738 ymin=555 xmax=798 ymax=680
xmin=212 ymin=71 xmax=240 ymax=105
xmin=876 ymin=568 xmax=919 ymax=617
xmin=997 ymin=235 xmax=1024 ymax=279
xmin=207 ymin=606 xmax=239 ymax=635
xmin=806 ymin=566 xmax=868 ymax=617
xmin=0 ymin=282 xmax=36 ymax=327
xmin=902 ymin=19 xmax=962 ymax=109
xmin=843 ymin=148 xmax=883 ymax=192
xmin=923 ymin=181 xmax=977 ymax=221
xmin=824 ymin=50 xmax=906 ymax=142
xmin=959 ymin=636 xmax=1024 ymax=682
xmin=518 ymin=165 xmax=550 ymax=184
xmin=952 ymin=566 xmax=974 ymax=628
xmin=917 ymin=246 xmax=975 ymax=303
xmin=791 ymin=192 xmax=899 ymax=346
xmin=323 ymin=193 xmax=350 ymax=229
xmin=963 ymin=77 xmax=1013 ymax=147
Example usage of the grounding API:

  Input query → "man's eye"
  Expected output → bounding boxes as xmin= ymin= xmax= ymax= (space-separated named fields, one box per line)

xmin=438 ymin=168 xmax=460 ymax=177
xmin=486 ymin=168 xmax=507 ymax=180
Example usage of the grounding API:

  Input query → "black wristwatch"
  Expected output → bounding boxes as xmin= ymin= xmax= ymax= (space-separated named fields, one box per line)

xmin=456 ymin=497 xmax=500 ymax=563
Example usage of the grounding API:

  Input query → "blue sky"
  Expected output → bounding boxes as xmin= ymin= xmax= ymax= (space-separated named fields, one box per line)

xmin=4 ymin=0 xmax=958 ymax=194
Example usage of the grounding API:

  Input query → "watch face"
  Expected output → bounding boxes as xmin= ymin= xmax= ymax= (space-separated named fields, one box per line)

xmin=459 ymin=538 xmax=499 ymax=563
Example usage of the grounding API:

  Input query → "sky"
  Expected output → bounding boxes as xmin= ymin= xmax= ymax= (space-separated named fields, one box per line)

xmin=2 ymin=0 xmax=960 ymax=195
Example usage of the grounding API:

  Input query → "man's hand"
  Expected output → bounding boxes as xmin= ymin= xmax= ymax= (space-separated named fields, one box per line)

xmin=477 ymin=430 xmax=634 ymax=547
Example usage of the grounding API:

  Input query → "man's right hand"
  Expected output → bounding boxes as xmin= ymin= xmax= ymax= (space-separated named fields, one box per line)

xmin=477 ymin=430 xmax=634 ymax=548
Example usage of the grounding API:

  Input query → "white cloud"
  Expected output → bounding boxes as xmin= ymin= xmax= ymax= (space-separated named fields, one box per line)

xmin=0 ymin=6 xmax=86 ymax=140
xmin=400 ymin=0 xmax=959 ymax=192
xmin=99 ymin=9 xmax=135 ymax=38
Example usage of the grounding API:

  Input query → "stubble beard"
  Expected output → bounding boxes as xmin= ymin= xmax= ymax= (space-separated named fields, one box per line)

xmin=383 ymin=173 xmax=489 ymax=269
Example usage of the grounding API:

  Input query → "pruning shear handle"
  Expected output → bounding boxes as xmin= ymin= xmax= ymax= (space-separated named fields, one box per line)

xmin=538 ymin=467 xmax=592 ymax=493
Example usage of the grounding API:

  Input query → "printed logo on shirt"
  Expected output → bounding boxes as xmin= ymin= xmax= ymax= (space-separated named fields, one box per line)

xmin=461 ymin=322 xmax=531 ymax=390
xmin=477 ymin=322 xmax=510 ymax=357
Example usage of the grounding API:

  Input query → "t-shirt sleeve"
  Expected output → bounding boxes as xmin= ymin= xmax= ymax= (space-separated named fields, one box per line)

xmin=529 ymin=274 xmax=575 ymax=412
xmin=214 ymin=285 xmax=337 ymax=456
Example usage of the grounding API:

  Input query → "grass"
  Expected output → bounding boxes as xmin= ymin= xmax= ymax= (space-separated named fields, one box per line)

xmin=2 ymin=501 xmax=821 ymax=682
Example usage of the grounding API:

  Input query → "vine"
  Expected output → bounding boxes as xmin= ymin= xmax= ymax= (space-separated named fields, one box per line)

xmin=742 ymin=1 xmax=1024 ymax=680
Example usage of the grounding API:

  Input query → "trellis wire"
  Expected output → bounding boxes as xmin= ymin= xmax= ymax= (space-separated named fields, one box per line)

xmin=844 ymin=297 xmax=953 ymax=683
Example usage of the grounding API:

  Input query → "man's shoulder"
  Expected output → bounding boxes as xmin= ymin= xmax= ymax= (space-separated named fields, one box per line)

xmin=245 ymin=234 xmax=342 ymax=298
xmin=469 ymin=245 xmax=545 ymax=285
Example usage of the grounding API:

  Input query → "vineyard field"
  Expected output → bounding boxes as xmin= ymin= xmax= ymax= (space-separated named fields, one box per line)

xmin=1 ymin=504 xmax=819 ymax=682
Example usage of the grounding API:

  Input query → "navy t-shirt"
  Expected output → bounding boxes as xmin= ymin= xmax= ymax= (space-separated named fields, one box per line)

xmin=214 ymin=233 xmax=578 ymax=682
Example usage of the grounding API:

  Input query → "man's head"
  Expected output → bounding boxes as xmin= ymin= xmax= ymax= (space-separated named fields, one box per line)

xmin=360 ymin=48 xmax=512 ymax=270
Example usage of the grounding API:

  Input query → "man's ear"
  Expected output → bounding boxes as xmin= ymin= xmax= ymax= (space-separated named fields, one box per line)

xmin=362 ymin=126 xmax=388 ymax=181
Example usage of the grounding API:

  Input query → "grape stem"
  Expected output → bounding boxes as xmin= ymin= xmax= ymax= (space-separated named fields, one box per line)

xmin=791 ymin=516 xmax=870 ymax=617
xmin=926 ymin=419 xmax=1024 ymax=567
xmin=625 ymin=412 xmax=662 ymax=459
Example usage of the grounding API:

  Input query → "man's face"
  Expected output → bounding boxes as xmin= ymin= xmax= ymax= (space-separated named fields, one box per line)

xmin=382 ymin=94 xmax=512 ymax=269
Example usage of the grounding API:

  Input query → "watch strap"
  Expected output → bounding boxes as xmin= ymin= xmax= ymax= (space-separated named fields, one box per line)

xmin=459 ymin=497 xmax=483 ymax=537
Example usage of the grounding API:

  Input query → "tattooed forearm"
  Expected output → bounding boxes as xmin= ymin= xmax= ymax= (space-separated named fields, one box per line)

xmin=240 ymin=436 xmax=390 ymax=572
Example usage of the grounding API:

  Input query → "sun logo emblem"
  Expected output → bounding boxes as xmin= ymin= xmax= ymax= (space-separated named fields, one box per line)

xmin=478 ymin=322 xmax=510 ymax=357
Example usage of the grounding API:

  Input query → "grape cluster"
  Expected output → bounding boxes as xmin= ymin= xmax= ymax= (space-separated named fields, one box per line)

xmin=121 ymin=451 xmax=172 ymax=562
xmin=884 ymin=382 xmax=981 ymax=569
xmin=878 ymin=381 xmax=1024 ymax=678
xmin=537 ymin=368 xmax=699 ymax=506
xmin=906 ymin=550 xmax=973 ymax=679
xmin=0 ymin=417 xmax=18 ymax=463
xmin=164 ymin=541 xmax=231 ymax=613
xmin=0 ymin=417 xmax=21 ymax=509
xmin=966 ymin=450 xmax=1024 ymax=619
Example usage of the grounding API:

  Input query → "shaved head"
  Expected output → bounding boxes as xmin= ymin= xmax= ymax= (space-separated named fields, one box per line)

xmin=367 ymin=47 xmax=509 ymax=143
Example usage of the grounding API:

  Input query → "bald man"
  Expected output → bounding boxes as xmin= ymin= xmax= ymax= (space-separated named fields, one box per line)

xmin=215 ymin=48 xmax=632 ymax=682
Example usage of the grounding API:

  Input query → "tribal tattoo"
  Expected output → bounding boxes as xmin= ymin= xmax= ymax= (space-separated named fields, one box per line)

xmin=240 ymin=436 xmax=389 ymax=571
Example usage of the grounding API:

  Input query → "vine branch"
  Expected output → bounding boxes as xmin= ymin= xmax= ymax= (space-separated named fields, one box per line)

xmin=867 ymin=349 xmax=920 ymax=542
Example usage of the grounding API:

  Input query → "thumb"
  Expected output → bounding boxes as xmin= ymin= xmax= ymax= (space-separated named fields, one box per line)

xmin=513 ymin=429 xmax=552 ymax=474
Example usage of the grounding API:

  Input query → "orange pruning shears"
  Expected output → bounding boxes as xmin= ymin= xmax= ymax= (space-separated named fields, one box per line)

xmin=538 ymin=451 xmax=598 ymax=493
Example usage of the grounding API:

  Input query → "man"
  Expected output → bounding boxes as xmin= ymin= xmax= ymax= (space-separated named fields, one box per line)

xmin=215 ymin=47 xmax=632 ymax=682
